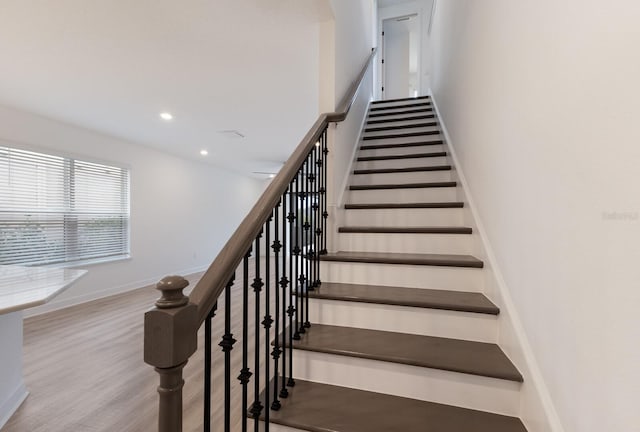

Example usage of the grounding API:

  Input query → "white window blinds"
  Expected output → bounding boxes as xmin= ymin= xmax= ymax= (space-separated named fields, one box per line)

xmin=0 ymin=146 xmax=130 ymax=266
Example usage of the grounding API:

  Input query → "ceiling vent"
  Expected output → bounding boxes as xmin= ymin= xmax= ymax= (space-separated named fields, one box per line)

xmin=218 ymin=130 xmax=245 ymax=139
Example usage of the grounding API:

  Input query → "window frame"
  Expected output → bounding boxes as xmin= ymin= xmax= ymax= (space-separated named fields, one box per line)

xmin=0 ymin=141 xmax=131 ymax=268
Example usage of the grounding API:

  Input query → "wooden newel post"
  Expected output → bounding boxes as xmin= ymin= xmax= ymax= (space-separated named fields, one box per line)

xmin=144 ymin=276 xmax=198 ymax=432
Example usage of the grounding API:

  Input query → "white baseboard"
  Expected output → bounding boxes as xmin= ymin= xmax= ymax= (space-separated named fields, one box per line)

xmin=430 ymin=94 xmax=565 ymax=432
xmin=0 ymin=382 xmax=28 ymax=430
xmin=23 ymin=265 xmax=208 ymax=317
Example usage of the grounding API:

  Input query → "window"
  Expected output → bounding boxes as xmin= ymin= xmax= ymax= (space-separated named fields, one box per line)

xmin=0 ymin=145 xmax=130 ymax=266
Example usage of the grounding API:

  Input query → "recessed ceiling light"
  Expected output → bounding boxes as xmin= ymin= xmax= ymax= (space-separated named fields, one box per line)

xmin=269 ymin=174 xmax=275 ymax=178
xmin=315 ymin=141 xmax=320 ymax=147
xmin=200 ymin=150 xmax=208 ymax=156
xmin=159 ymin=112 xmax=173 ymax=121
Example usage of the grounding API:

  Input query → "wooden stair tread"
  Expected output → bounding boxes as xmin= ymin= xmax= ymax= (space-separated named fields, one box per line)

xmin=357 ymin=152 xmax=445 ymax=161
xmin=288 ymin=324 xmax=522 ymax=381
xmin=371 ymin=95 xmax=430 ymax=104
xmin=360 ymin=140 xmax=443 ymax=150
xmin=370 ymin=102 xmax=432 ymax=111
xmin=362 ymin=130 xmax=440 ymax=140
xmin=320 ymin=251 xmax=483 ymax=268
xmin=365 ymin=121 xmax=437 ymax=132
xmin=367 ymin=113 xmax=435 ymax=124
xmin=350 ymin=181 xmax=455 ymax=190
xmin=345 ymin=202 xmax=463 ymax=209
xmin=304 ymin=282 xmax=498 ymax=314
xmin=353 ymin=165 xmax=451 ymax=174
xmin=267 ymin=379 xmax=527 ymax=432
xmin=338 ymin=225 xmax=471 ymax=234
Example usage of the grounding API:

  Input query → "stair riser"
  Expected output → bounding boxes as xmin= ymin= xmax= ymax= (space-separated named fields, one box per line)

xmin=351 ymin=170 xmax=452 ymax=184
xmin=371 ymin=99 xmax=430 ymax=109
xmin=320 ymin=261 xmax=483 ymax=292
xmin=358 ymin=144 xmax=445 ymax=157
xmin=364 ymin=121 xmax=437 ymax=133
xmin=367 ymin=118 xmax=437 ymax=128
xmin=307 ymin=298 xmax=498 ymax=342
xmin=356 ymin=156 xmax=448 ymax=170
xmin=367 ymin=112 xmax=435 ymax=124
xmin=337 ymin=232 xmax=474 ymax=254
xmin=368 ymin=111 xmax=434 ymax=121
xmin=343 ymin=208 xmax=464 ymax=226
xmin=358 ymin=135 xmax=442 ymax=147
xmin=348 ymin=187 xmax=457 ymax=204
xmin=291 ymin=350 xmax=521 ymax=416
xmin=261 ymin=423 xmax=304 ymax=432
xmin=363 ymin=126 xmax=440 ymax=139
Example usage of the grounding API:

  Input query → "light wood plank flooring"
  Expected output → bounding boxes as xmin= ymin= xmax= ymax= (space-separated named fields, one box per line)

xmin=4 ymin=261 xmax=286 ymax=432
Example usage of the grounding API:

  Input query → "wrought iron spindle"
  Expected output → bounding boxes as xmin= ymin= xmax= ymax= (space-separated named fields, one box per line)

xmin=304 ymin=153 xmax=311 ymax=329
xmin=313 ymin=142 xmax=320 ymax=288
xmin=272 ymin=202 xmax=282 ymax=409
xmin=250 ymin=234 xmax=264 ymax=430
xmin=204 ymin=302 xmax=217 ymax=432
xmin=293 ymin=170 xmax=303 ymax=340
xmin=219 ymin=275 xmax=236 ymax=432
xmin=263 ymin=215 xmax=273 ymax=429
xmin=315 ymin=138 xmax=322 ymax=286
xmin=308 ymin=147 xmax=316 ymax=291
xmin=280 ymin=188 xmax=290 ymax=397
xmin=321 ymin=129 xmax=329 ymax=256
xmin=287 ymin=180 xmax=297 ymax=385
xmin=299 ymin=162 xmax=308 ymax=334
xmin=238 ymin=249 xmax=252 ymax=432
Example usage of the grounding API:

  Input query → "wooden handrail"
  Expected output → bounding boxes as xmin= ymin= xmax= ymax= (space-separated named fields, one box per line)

xmin=189 ymin=47 xmax=377 ymax=324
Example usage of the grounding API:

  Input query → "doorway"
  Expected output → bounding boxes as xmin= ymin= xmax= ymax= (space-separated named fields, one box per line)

xmin=381 ymin=14 xmax=420 ymax=100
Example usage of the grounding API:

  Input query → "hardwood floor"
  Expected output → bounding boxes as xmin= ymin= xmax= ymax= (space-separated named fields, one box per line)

xmin=4 ymin=262 xmax=279 ymax=432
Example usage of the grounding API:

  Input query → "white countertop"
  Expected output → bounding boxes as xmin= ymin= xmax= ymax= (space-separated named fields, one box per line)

xmin=0 ymin=265 xmax=87 ymax=314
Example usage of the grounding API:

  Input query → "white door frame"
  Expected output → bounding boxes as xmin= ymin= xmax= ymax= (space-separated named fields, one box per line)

xmin=381 ymin=13 xmax=419 ymax=100
xmin=377 ymin=6 xmax=424 ymax=100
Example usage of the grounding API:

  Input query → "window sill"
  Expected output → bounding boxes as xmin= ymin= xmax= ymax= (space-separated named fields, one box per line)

xmin=43 ymin=254 xmax=132 ymax=270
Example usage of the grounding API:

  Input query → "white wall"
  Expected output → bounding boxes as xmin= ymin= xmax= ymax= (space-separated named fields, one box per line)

xmin=0 ymin=105 xmax=264 ymax=314
xmin=0 ymin=312 xmax=27 ymax=429
xmin=327 ymin=0 xmax=376 ymax=108
xmin=318 ymin=1 xmax=376 ymax=250
xmin=329 ymin=63 xmax=375 ymax=205
xmin=430 ymin=2 xmax=640 ymax=432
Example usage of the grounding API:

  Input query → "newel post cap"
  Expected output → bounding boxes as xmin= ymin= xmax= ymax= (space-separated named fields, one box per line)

xmin=155 ymin=275 xmax=190 ymax=309
xmin=144 ymin=275 xmax=198 ymax=369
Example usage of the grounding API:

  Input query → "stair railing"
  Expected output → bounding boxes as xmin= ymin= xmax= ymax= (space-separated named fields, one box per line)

xmin=144 ymin=47 xmax=377 ymax=432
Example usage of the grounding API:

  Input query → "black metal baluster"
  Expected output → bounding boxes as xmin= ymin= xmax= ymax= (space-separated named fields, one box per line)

xmin=238 ymin=249 xmax=252 ymax=432
xmin=287 ymin=180 xmax=297 ymax=387
xmin=309 ymin=147 xmax=316 ymax=292
xmin=322 ymin=129 xmax=329 ymax=256
xmin=280 ymin=188 xmax=290 ymax=397
xmin=293 ymin=171 xmax=303 ymax=340
xmin=315 ymin=138 xmax=322 ymax=287
xmin=304 ymin=153 xmax=311 ymax=329
xmin=219 ymin=275 xmax=236 ymax=432
xmin=271 ymin=202 xmax=282 ymax=410
xmin=313 ymin=141 xmax=320 ymax=288
xmin=204 ymin=302 xmax=217 ymax=432
xmin=250 ymin=234 xmax=264 ymax=430
xmin=263 ymin=215 xmax=273 ymax=430
xmin=299 ymin=162 xmax=308 ymax=335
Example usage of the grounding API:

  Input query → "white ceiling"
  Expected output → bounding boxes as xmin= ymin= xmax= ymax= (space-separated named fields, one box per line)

xmin=0 ymin=0 xmax=332 ymax=177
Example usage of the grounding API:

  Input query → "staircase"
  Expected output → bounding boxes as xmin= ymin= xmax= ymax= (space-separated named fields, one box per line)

xmin=267 ymin=96 xmax=528 ymax=431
